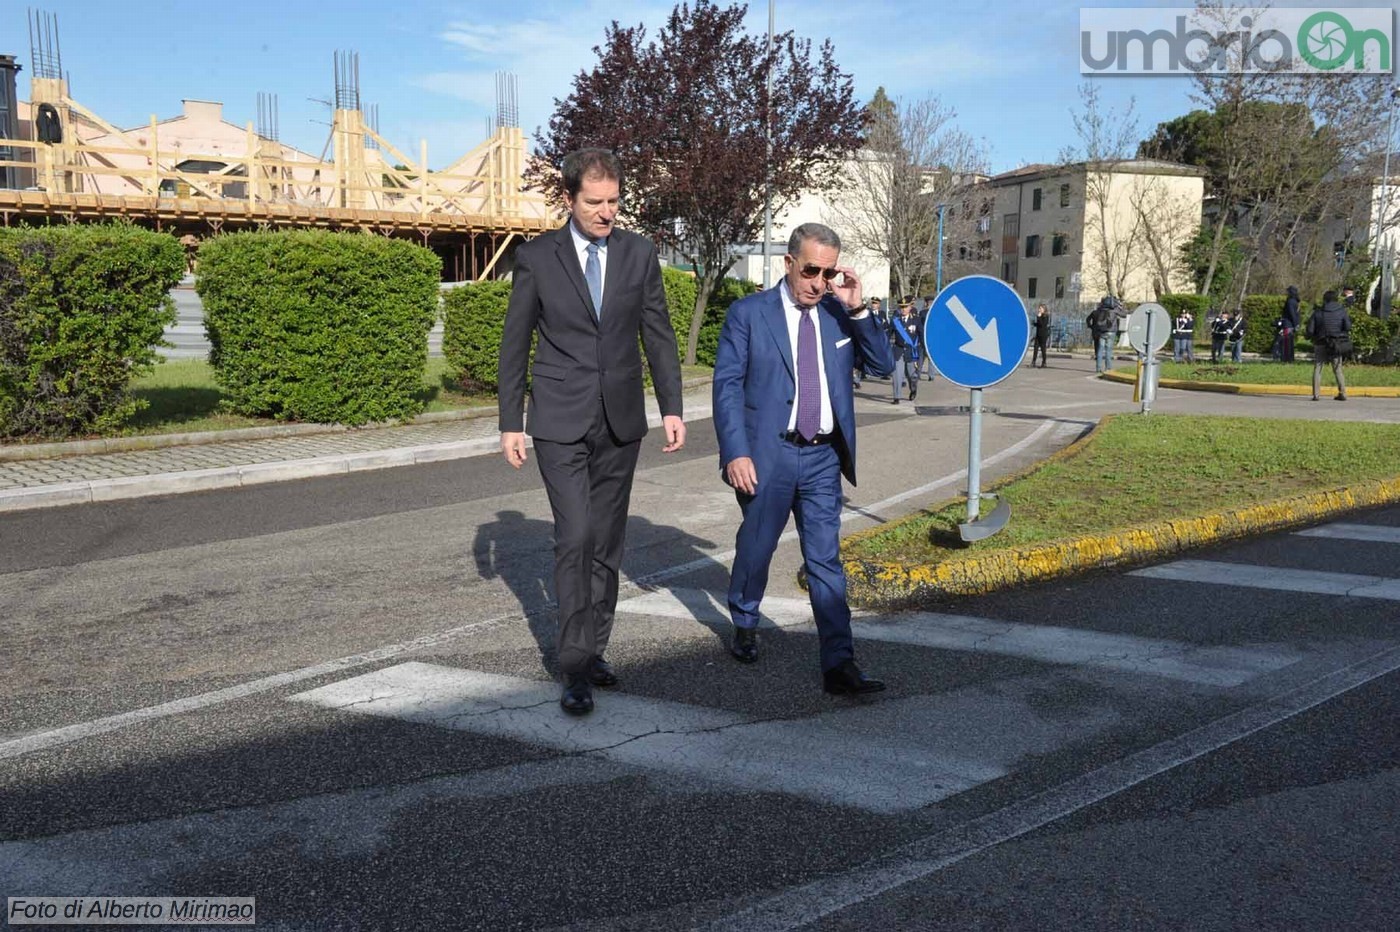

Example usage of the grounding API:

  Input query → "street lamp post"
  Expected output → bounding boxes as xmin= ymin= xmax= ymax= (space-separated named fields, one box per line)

xmin=761 ymin=0 xmax=774 ymax=289
xmin=935 ymin=203 xmax=947 ymax=293
xmin=1375 ymin=85 xmax=1399 ymax=319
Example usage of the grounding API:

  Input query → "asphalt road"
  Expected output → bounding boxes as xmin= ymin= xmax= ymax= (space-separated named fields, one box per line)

xmin=3 ymin=360 xmax=1398 ymax=931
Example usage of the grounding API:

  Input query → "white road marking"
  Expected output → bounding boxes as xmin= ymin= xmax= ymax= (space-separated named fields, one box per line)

xmin=615 ymin=589 xmax=819 ymax=628
xmin=289 ymin=662 xmax=1015 ymax=814
xmin=0 ymin=418 xmax=1074 ymax=761
xmin=1295 ymin=523 xmax=1400 ymax=545
xmin=855 ymin=613 xmax=1296 ymax=687
xmin=1130 ymin=560 xmax=1400 ymax=601
xmin=286 ymin=660 xmax=1135 ymax=815
xmin=703 ymin=642 xmax=1400 ymax=931
xmin=616 ymin=589 xmax=1298 ymax=688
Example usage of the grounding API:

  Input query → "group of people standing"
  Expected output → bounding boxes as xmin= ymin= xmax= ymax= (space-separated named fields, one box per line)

xmin=1278 ymin=284 xmax=1354 ymax=400
xmin=853 ymin=295 xmax=935 ymax=404
xmin=1209 ymin=310 xmax=1246 ymax=363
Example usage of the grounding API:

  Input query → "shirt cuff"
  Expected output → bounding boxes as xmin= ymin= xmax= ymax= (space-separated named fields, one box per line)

xmin=848 ymin=309 xmax=870 ymax=320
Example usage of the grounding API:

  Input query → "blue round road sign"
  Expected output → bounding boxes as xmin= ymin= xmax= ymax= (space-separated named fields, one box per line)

xmin=925 ymin=275 xmax=1030 ymax=389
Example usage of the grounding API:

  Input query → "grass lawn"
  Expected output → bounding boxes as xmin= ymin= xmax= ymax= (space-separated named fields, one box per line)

xmin=117 ymin=359 xmax=713 ymax=437
xmin=122 ymin=358 xmax=496 ymax=436
xmin=1112 ymin=361 xmax=1400 ymax=388
xmin=844 ymin=414 xmax=1400 ymax=566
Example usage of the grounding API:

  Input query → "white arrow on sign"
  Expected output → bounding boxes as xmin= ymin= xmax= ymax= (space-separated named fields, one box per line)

xmin=946 ymin=294 xmax=1001 ymax=365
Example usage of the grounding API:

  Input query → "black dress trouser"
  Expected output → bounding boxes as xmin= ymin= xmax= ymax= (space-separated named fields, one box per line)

xmin=533 ymin=403 xmax=642 ymax=676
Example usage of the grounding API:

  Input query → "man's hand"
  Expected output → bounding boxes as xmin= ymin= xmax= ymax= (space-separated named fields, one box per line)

xmin=662 ymin=415 xmax=686 ymax=453
xmin=725 ymin=456 xmax=758 ymax=495
xmin=830 ymin=266 xmax=863 ymax=312
xmin=500 ymin=431 xmax=528 ymax=469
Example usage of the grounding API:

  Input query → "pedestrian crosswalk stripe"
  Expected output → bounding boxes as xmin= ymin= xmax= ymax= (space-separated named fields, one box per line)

xmin=853 ymin=613 xmax=1297 ymax=687
xmin=288 ymin=662 xmax=1122 ymax=814
xmin=616 ymin=589 xmax=816 ymax=628
xmin=1130 ymin=560 xmax=1400 ymax=601
xmin=616 ymin=589 xmax=1297 ymax=687
xmin=1295 ymin=523 xmax=1400 ymax=545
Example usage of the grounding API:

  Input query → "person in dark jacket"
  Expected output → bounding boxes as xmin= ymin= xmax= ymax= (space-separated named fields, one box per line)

xmin=1280 ymin=285 xmax=1301 ymax=362
xmin=1307 ymin=291 xmax=1352 ymax=401
xmin=1031 ymin=303 xmax=1052 ymax=367
xmin=888 ymin=297 xmax=921 ymax=404
xmin=1087 ymin=296 xmax=1117 ymax=374
xmin=1210 ymin=312 xmax=1230 ymax=363
xmin=1226 ymin=310 xmax=1246 ymax=363
xmin=1172 ymin=308 xmax=1196 ymax=362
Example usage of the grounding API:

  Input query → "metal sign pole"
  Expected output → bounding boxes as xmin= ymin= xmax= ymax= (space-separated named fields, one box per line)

xmin=967 ymin=387 xmax=983 ymax=522
xmin=1141 ymin=311 xmax=1155 ymax=414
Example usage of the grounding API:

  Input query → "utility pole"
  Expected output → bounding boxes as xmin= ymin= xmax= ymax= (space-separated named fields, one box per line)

xmin=1376 ymin=85 xmax=1399 ymax=319
xmin=761 ymin=0 xmax=774 ymax=289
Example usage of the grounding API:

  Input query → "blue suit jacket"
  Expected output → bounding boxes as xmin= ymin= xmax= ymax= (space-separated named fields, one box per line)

xmin=713 ymin=286 xmax=894 ymax=486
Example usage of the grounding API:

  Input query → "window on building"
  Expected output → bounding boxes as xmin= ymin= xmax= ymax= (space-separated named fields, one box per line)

xmin=1055 ymin=276 xmax=1065 ymax=299
xmin=1052 ymin=233 xmax=1068 ymax=256
xmin=1028 ymin=277 xmax=1038 ymax=299
xmin=1060 ymin=183 xmax=1070 ymax=207
xmin=1025 ymin=235 xmax=1041 ymax=258
xmin=976 ymin=216 xmax=991 ymax=234
xmin=1001 ymin=258 xmax=1018 ymax=285
xmin=1032 ymin=188 xmax=1042 ymax=211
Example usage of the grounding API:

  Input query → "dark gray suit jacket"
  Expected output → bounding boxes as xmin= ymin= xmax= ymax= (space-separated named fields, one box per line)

xmin=498 ymin=224 xmax=683 ymax=443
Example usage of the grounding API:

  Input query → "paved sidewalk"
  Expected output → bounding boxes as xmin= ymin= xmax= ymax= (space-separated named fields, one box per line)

xmin=0 ymin=386 xmax=715 ymax=513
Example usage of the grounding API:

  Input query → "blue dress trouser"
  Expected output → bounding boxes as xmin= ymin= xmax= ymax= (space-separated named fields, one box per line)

xmin=728 ymin=440 xmax=853 ymax=672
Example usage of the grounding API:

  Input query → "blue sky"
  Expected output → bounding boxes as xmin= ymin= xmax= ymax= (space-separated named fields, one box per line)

xmin=7 ymin=1 xmax=1381 ymax=173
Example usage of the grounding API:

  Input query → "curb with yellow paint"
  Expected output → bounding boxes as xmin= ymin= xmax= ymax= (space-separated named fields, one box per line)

xmin=835 ymin=411 xmax=1400 ymax=608
xmin=1100 ymin=369 xmax=1400 ymax=398
xmin=841 ymin=476 xmax=1400 ymax=608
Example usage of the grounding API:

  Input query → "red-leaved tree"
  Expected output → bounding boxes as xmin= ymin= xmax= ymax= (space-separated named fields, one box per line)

xmin=526 ymin=0 xmax=864 ymax=365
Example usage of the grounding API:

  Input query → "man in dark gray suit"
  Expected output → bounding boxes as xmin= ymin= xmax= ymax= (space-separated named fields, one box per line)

xmin=498 ymin=149 xmax=686 ymax=715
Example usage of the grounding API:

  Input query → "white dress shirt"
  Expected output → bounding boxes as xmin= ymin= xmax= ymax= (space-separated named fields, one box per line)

xmin=568 ymin=220 xmax=607 ymax=305
xmin=780 ymin=279 xmax=834 ymax=435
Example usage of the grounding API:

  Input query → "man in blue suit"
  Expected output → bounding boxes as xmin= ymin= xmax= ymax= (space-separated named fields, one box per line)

xmin=713 ymin=223 xmax=894 ymax=695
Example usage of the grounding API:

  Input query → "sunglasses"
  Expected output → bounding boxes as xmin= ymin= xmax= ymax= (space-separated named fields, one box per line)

xmin=788 ymin=256 xmax=840 ymax=281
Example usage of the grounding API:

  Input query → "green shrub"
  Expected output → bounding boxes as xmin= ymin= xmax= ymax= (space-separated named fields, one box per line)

xmin=662 ymin=266 xmax=699 ymax=361
xmin=1158 ymin=293 xmax=1212 ymax=343
xmin=698 ymin=276 xmax=759 ymax=367
xmin=1240 ymin=294 xmax=1286 ymax=355
xmin=0 ymin=223 xmax=184 ymax=439
xmin=441 ymin=280 xmax=514 ymax=390
xmin=1349 ymin=314 xmax=1392 ymax=361
xmin=196 ymin=230 xmax=440 ymax=424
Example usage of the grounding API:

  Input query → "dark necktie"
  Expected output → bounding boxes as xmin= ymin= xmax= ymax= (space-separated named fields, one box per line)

xmin=796 ymin=305 xmax=821 ymax=441
xmin=585 ymin=242 xmax=602 ymax=319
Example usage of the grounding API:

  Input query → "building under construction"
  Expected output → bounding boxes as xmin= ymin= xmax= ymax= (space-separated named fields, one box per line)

xmin=0 ymin=12 xmax=558 ymax=282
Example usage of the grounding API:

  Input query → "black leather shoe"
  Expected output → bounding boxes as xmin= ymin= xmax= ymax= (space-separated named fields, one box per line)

xmin=730 ymin=626 xmax=758 ymax=664
xmin=560 ymin=674 xmax=594 ymax=715
xmin=588 ymin=657 xmax=619 ymax=688
xmin=822 ymin=660 xmax=886 ymax=696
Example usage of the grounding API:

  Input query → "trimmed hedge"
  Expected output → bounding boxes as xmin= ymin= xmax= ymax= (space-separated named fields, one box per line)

xmin=1158 ymin=293 xmax=1212 ymax=343
xmin=1240 ymin=294 xmax=1286 ymax=355
xmin=0 ymin=223 xmax=184 ymax=439
xmin=196 ymin=231 xmax=441 ymax=424
xmin=441 ymin=280 xmax=514 ymax=390
xmin=662 ymin=266 xmax=698 ymax=359
xmin=703 ymin=277 xmax=759 ymax=366
xmin=1348 ymin=314 xmax=1393 ymax=361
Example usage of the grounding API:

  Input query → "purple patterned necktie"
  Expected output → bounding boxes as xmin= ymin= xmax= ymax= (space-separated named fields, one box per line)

xmin=796 ymin=305 xmax=821 ymax=441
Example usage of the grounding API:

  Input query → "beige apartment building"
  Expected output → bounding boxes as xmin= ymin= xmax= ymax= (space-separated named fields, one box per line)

xmin=975 ymin=159 xmax=1206 ymax=305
